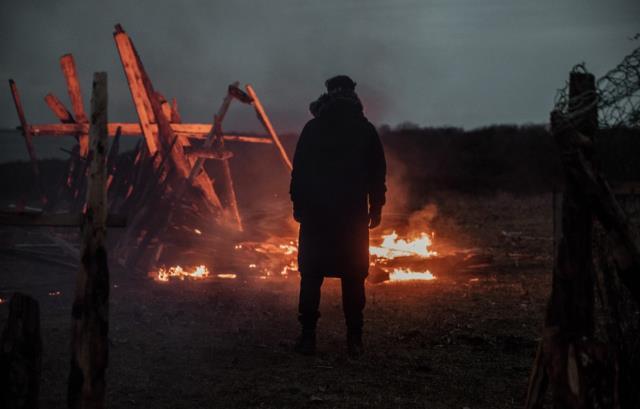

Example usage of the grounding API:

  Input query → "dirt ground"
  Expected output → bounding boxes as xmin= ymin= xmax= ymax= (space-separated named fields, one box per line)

xmin=0 ymin=192 xmax=553 ymax=408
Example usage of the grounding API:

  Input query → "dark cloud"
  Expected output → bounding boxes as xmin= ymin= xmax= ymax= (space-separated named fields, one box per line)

xmin=1 ymin=0 xmax=638 ymax=139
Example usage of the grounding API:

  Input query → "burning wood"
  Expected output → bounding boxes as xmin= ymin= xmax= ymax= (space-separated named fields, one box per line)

xmin=154 ymin=265 xmax=210 ymax=282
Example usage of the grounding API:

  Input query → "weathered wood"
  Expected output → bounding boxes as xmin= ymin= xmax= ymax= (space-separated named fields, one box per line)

xmin=68 ymin=72 xmax=110 ymax=409
xmin=27 ymin=123 xmax=274 ymax=143
xmin=9 ymin=80 xmax=46 ymax=205
xmin=113 ymin=25 xmax=159 ymax=154
xmin=183 ymin=146 xmax=234 ymax=160
xmin=215 ymin=84 xmax=243 ymax=231
xmin=246 ymin=84 xmax=293 ymax=170
xmin=44 ymin=93 xmax=75 ymax=123
xmin=106 ymin=127 xmax=121 ymax=194
xmin=60 ymin=54 xmax=89 ymax=156
xmin=552 ymin=112 xmax=640 ymax=304
xmin=0 ymin=293 xmax=42 ymax=409
xmin=526 ymin=71 xmax=622 ymax=409
xmin=187 ymin=82 xmax=237 ymax=183
xmin=170 ymin=97 xmax=181 ymax=123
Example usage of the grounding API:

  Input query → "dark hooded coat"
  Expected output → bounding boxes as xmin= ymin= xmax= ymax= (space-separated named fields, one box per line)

xmin=290 ymin=90 xmax=386 ymax=278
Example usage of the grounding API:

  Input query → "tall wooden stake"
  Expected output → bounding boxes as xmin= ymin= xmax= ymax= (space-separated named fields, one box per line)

xmin=8 ymin=80 xmax=46 ymax=206
xmin=245 ymin=84 xmax=292 ymax=171
xmin=60 ymin=54 xmax=90 ymax=156
xmin=68 ymin=72 xmax=109 ymax=409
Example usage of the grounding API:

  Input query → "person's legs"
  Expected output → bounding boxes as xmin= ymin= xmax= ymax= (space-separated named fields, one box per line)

xmin=341 ymin=275 xmax=366 ymax=356
xmin=298 ymin=273 xmax=324 ymax=329
xmin=295 ymin=273 xmax=324 ymax=355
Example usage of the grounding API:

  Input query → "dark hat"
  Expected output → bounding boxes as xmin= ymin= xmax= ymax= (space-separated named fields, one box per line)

xmin=325 ymin=75 xmax=356 ymax=92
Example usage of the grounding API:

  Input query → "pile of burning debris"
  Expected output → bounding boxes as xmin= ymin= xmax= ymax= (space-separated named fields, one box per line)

xmin=6 ymin=23 xmax=492 ymax=283
xmin=151 ymin=229 xmax=492 ymax=284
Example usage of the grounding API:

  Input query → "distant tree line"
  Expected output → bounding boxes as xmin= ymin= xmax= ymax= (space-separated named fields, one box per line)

xmin=0 ymin=125 xmax=638 ymax=204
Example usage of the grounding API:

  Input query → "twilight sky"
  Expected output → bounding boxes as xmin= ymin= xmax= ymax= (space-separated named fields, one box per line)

xmin=1 ymin=0 xmax=638 ymax=134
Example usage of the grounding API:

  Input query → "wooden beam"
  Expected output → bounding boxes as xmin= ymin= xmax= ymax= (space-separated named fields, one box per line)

xmin=187 ymin=83 xmax=237 ymax=182
xmin=113 ymin=25 xmax=159 ymax=154
xmin=60 ymin=54 xmax=89 ymax=156
xmin=245 ymin=84 xmax=292 ymax=170
xmin=27 ymin=123 xmax=274 ymax=143
xmin=9 ymin=79 xmax=46 ymax=205
xmin=183 ymin=146 xmax=234 ymax=160
xmin=68 ymin=72 xmax=110 ymax=409
xmin=44 ymin=92 xmax=76 ymax=123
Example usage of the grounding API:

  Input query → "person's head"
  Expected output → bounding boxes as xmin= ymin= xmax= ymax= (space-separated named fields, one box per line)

xmin=325 ymin=75 xmax=356 ymax=93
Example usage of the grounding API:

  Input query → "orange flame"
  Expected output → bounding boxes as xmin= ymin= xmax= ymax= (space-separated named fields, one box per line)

xmin=369 ymin=231 xmax=437 ymax=259
xmin=388 ymin=268 xmax=436 ymax=282
xmin=370 ymin=231 xmax=438 ymax=282
xmin=156 ymin=265 xmax=210 ymax=282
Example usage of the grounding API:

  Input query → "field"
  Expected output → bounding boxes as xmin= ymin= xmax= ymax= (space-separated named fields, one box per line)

xmin=1 ymin=192 xmax=553 ymax=408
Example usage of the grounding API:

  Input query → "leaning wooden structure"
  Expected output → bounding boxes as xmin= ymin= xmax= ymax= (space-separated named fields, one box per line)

xmin=8 ymin=24 xmax=292 ymax=272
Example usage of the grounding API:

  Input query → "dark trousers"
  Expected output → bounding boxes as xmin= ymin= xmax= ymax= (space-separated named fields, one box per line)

xmin=298 ymin=274 xmax=366 ymax=332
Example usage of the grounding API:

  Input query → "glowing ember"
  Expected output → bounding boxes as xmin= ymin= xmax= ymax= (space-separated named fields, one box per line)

xmin=156 ymin=265 xmax=210 ymax=282
xmin=217 ymin=273 xmax=237 ymax=279
xmin=48 ymin=291 xmax=62 ymax=296
xmin=194 ymin=228 xmax=202 ymax=235
xmin=388 ymin=268 xmax=436 ymax=282
xmin=369 ymin=231 xmax=437 ymax=259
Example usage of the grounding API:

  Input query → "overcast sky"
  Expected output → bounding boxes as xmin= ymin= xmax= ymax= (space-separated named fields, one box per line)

xmin=1 ymin=0 xmax=638 ymax=135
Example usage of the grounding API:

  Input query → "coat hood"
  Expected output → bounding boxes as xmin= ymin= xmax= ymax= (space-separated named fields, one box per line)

xmin=309 ymin=89 xmax=364 ymax=119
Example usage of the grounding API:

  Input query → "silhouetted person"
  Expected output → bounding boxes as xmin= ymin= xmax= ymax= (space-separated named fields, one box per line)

xmin=290 ymin=75 xmax=386 ymax=357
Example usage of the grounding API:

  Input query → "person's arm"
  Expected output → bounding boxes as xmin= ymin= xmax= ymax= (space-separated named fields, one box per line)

xmin=290 ymin=120 xmax=314 ymax=222
xmin=366 ymin=123 xmax=387 ymax=228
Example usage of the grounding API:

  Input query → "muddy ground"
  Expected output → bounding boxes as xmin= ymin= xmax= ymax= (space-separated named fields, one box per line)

xmin=1 ymin=192 xmax=553 ymax=408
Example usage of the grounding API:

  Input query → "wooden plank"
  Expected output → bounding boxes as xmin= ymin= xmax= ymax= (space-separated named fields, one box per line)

xmin=245 ymin=84 xmax=292 ymax=170
xmin=44 ymin=92 xmax=75 ymax=123
xmin=27 ymin=122 xmax=274 ymax=143
xmin=113 ymin=25 xmax=159 ymax=154
xmin=60 ymin=54 xmax=89 ymax=156
xmin=170 ymin=97 xmax=181 ymax=122
xmin=148 ymin=88 xmax=223 ymax=210
xmin=9 ymin=79 xmax=46 ymax=205
xmin=183 ymin=146 xmax=234 ymax=160
xmin=68 ymin=72 xmax=110 ymax=409
xmin=187 ymin=82 xmax=237 ymax=183
xmin=0 ymin=293 xmax=42 ymax=408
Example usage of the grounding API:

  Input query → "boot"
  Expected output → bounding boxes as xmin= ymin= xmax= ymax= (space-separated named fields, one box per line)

xmin=294 ymin=328 xmax=316 ymax=356
xmin=347 ymin=330 xmax=363 ymax=358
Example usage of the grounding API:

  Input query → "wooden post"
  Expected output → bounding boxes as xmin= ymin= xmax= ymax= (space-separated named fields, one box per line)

xmin=188 ymin=82 xmax=243 ymax=230
xmin=44 ymin=93 xmax=76 ymax=123
xmin=60 ymin=54 xmax=89 ymax=156
xmin=68 ymin=72 xmax=109 ymax=409
xmin=245 ymin=84 xmax=292 ymax=170
xmin=0 ymin=293 xmax=42 ymax=409
xmin=526 ymin=71 xmax=621 ymax=409
xmin=113 ymin=25 xmax=159 ymax=154
xmin=9 ymin=79 xmax=46 ymax=205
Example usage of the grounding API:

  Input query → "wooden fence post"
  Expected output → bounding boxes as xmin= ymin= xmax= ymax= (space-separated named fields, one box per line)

xmin=0 ymin=293 xmax=42 ymax=409
xmin=68 ymin=72 xmax=110 ymax=409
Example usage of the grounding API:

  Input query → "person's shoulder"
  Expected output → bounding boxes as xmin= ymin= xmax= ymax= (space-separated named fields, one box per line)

xmin=360 ymin=117 xmax=378 ymax=135
xmin=301 ymin=117 xmax=321 ymax=132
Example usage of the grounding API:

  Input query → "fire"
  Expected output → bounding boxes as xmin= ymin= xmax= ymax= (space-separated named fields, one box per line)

xmin=388 ymin=268 xmax=436 ymax=281
xmin=369 ymin=231 xmax=437 ymax=259
xmin=370 ymin=231 xmax=438 ymax=282
xmin=156 ymin=265 xmax=210 ymax=282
